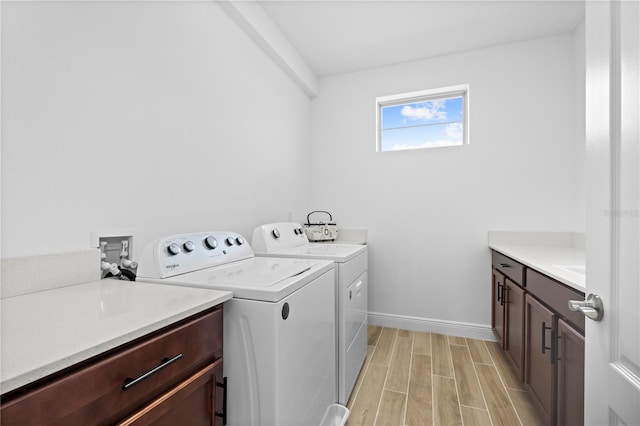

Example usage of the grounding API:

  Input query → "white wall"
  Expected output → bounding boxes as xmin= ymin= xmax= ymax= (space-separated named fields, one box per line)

xmin=1 ymin=1 xmax=311 ymax=258
xmin=1 ymin=1 xmax=585 ymax=332
xmin=310 ymin=34 xmax=583 ymax=330
xmin=574 ymin=21 xmax=587 ymax=232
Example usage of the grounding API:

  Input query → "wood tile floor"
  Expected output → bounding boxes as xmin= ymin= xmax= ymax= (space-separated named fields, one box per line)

xmin=346 ymin=326 xmax=545 ymax=426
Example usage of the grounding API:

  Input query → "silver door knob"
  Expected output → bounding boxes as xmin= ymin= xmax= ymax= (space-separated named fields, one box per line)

xmin=568 ymin=293 xmax=604 ymax=321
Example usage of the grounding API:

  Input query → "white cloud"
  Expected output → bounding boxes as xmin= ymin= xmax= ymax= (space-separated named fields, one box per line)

xmin=400 ymin=100 xmax=447 ymax=121
xmin=446 ymin=122 xmax=463 ymax=142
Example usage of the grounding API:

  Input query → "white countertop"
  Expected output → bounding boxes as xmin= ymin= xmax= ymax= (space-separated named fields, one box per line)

xmin=489 ymin=232 xmax=586 ymax=292
xmin=1 ymin=279 xmax=232 ymax=394
xmin=315 ymin=229 xmax=367 ymax=245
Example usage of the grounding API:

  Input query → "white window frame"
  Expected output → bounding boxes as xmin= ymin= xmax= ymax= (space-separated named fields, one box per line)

xmin=375 ymin=84 xmax=470 ymax=152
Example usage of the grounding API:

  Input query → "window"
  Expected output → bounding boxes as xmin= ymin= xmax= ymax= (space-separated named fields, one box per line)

xmin=376 ymin=84 xmax=469 ymax=152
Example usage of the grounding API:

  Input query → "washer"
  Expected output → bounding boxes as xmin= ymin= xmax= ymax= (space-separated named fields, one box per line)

xmin=137 ymin=231 xmax=337 ymax=426
xmin=251 ymin=222 xmax=368 ymax=405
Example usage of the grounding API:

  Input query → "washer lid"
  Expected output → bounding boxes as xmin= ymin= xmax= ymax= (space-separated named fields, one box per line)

xmin=257 ymin=243 xmax=367 ymax=263
xmin=141 ymin=257 xmax=334 ymax=302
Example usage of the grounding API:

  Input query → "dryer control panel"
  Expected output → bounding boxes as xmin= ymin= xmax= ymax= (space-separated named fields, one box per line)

xmin=251 ymin=222 xmax=308 ymax=252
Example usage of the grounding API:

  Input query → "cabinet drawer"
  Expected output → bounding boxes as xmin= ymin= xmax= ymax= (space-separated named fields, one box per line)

xmin=1 ymin=307 xmax=223 ymax=426
xmin=526 ymin=269 xmax=585 ymax=333
xmin=492 ymin=251 xmax=525 ymax=285
xmin=117 ymin=358 xmax=224 ymax=426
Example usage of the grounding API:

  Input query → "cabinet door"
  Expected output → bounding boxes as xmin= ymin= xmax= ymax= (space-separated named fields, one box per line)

xmin=524 ymin=294 xmax=555 ymax=425
xmin=504 ymin=279 xmax=525 ymax=381
xmin=118 ymin=359 xmax=225 ymax=426
xmin=556 ymin=319 xmax=584 ymax=426
xmin=492 ymin=269 xmax=506 ymax=347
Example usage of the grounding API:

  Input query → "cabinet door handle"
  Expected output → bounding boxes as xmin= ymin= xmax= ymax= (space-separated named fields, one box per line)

xmin=122 ymin=353 xmax=183 ymax=391
xmin=215 ymin=376 xmax=228 ymax=425
xmin=498 ymin=283 xmax=504 ymax=305
xmin=541 ymin=322 xmax=553 ymax=356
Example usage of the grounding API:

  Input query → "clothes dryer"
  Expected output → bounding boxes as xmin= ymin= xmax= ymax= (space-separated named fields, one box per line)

xmin=252 ymin=222 xmax=368 ymax=405
xmin=137 ymin=231 xmax=338 ymax=426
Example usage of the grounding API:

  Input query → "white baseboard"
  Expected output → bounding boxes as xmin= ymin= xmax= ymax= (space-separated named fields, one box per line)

xmin=368 ymin=311 xmax=497 ymax=342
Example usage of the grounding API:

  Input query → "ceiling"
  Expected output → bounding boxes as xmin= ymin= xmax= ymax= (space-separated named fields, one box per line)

xmin=259 ymin=0 xmax=585 ymax=77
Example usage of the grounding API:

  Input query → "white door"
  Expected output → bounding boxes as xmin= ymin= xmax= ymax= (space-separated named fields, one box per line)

xmin=585 ymin=0 xmax=640 ymax=424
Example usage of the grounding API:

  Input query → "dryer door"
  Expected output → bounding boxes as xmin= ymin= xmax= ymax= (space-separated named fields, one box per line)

xmin=341 ymin=271 xmax=368 ymax=403
xmin=344 ymin=272 xmax=368 ymax=347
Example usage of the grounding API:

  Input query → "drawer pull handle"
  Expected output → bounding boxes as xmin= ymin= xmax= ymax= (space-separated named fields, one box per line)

xmin=215 ymin=376 xmax=228 ymax=425
xmin=122 ymin=353 xmax=183 ymax=391
xmin=499 ymin=263 xmax=511 ymax=268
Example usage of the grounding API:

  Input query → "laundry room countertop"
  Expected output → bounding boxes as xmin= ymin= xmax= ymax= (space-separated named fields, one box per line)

xmin=316 ymin=228 xmax=367 ymax=245
xmin=488 ymin=231 xmax=586 ymax=292
xmin=0 ymin=279 xmax=232 ymax=394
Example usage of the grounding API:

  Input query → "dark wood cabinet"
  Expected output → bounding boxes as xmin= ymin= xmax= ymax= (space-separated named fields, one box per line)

xmin=118 ymin=359 xmax=225 ymax=426
xmin=1 ymin=306 xmax=225 ymax=426
xmin=504 ymin=279 xmax=525 ymax=381
xmin=492 ymin=269 xmax=506 ymax=346
xmin=527 ymin=269 xmax=585 ymax=333
xmin=556 ymin=319 xmax=585 ymax=426
xmin=491 ymin=251 xmax=525 ymax=378
xmin=492 ymin=250 xmax=525 ymax=285
xmin=524 ymin=294 xmax=556 ymax=425
xmin=490 ymin=250 xmax=585 ymax=426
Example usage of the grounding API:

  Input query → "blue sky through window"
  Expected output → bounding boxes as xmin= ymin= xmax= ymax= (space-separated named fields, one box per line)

xmin=380 ymin=96 xmax=464 ymax=151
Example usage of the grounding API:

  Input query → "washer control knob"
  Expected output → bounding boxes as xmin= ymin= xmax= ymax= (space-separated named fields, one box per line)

xmin=167 ymin=243 xmax=181 ymax=256
xmin=183 ymin=241 xmax=195 ymax=252
xmin=225 ymin=236 xmax=236 ymax=246
xmin=204 ymin=236 xmax=218 ymax=250
xmin=236 ymin=237 xmax=245 ymax=245
xmin=272 ymin=229 xmax=280 ymax=239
